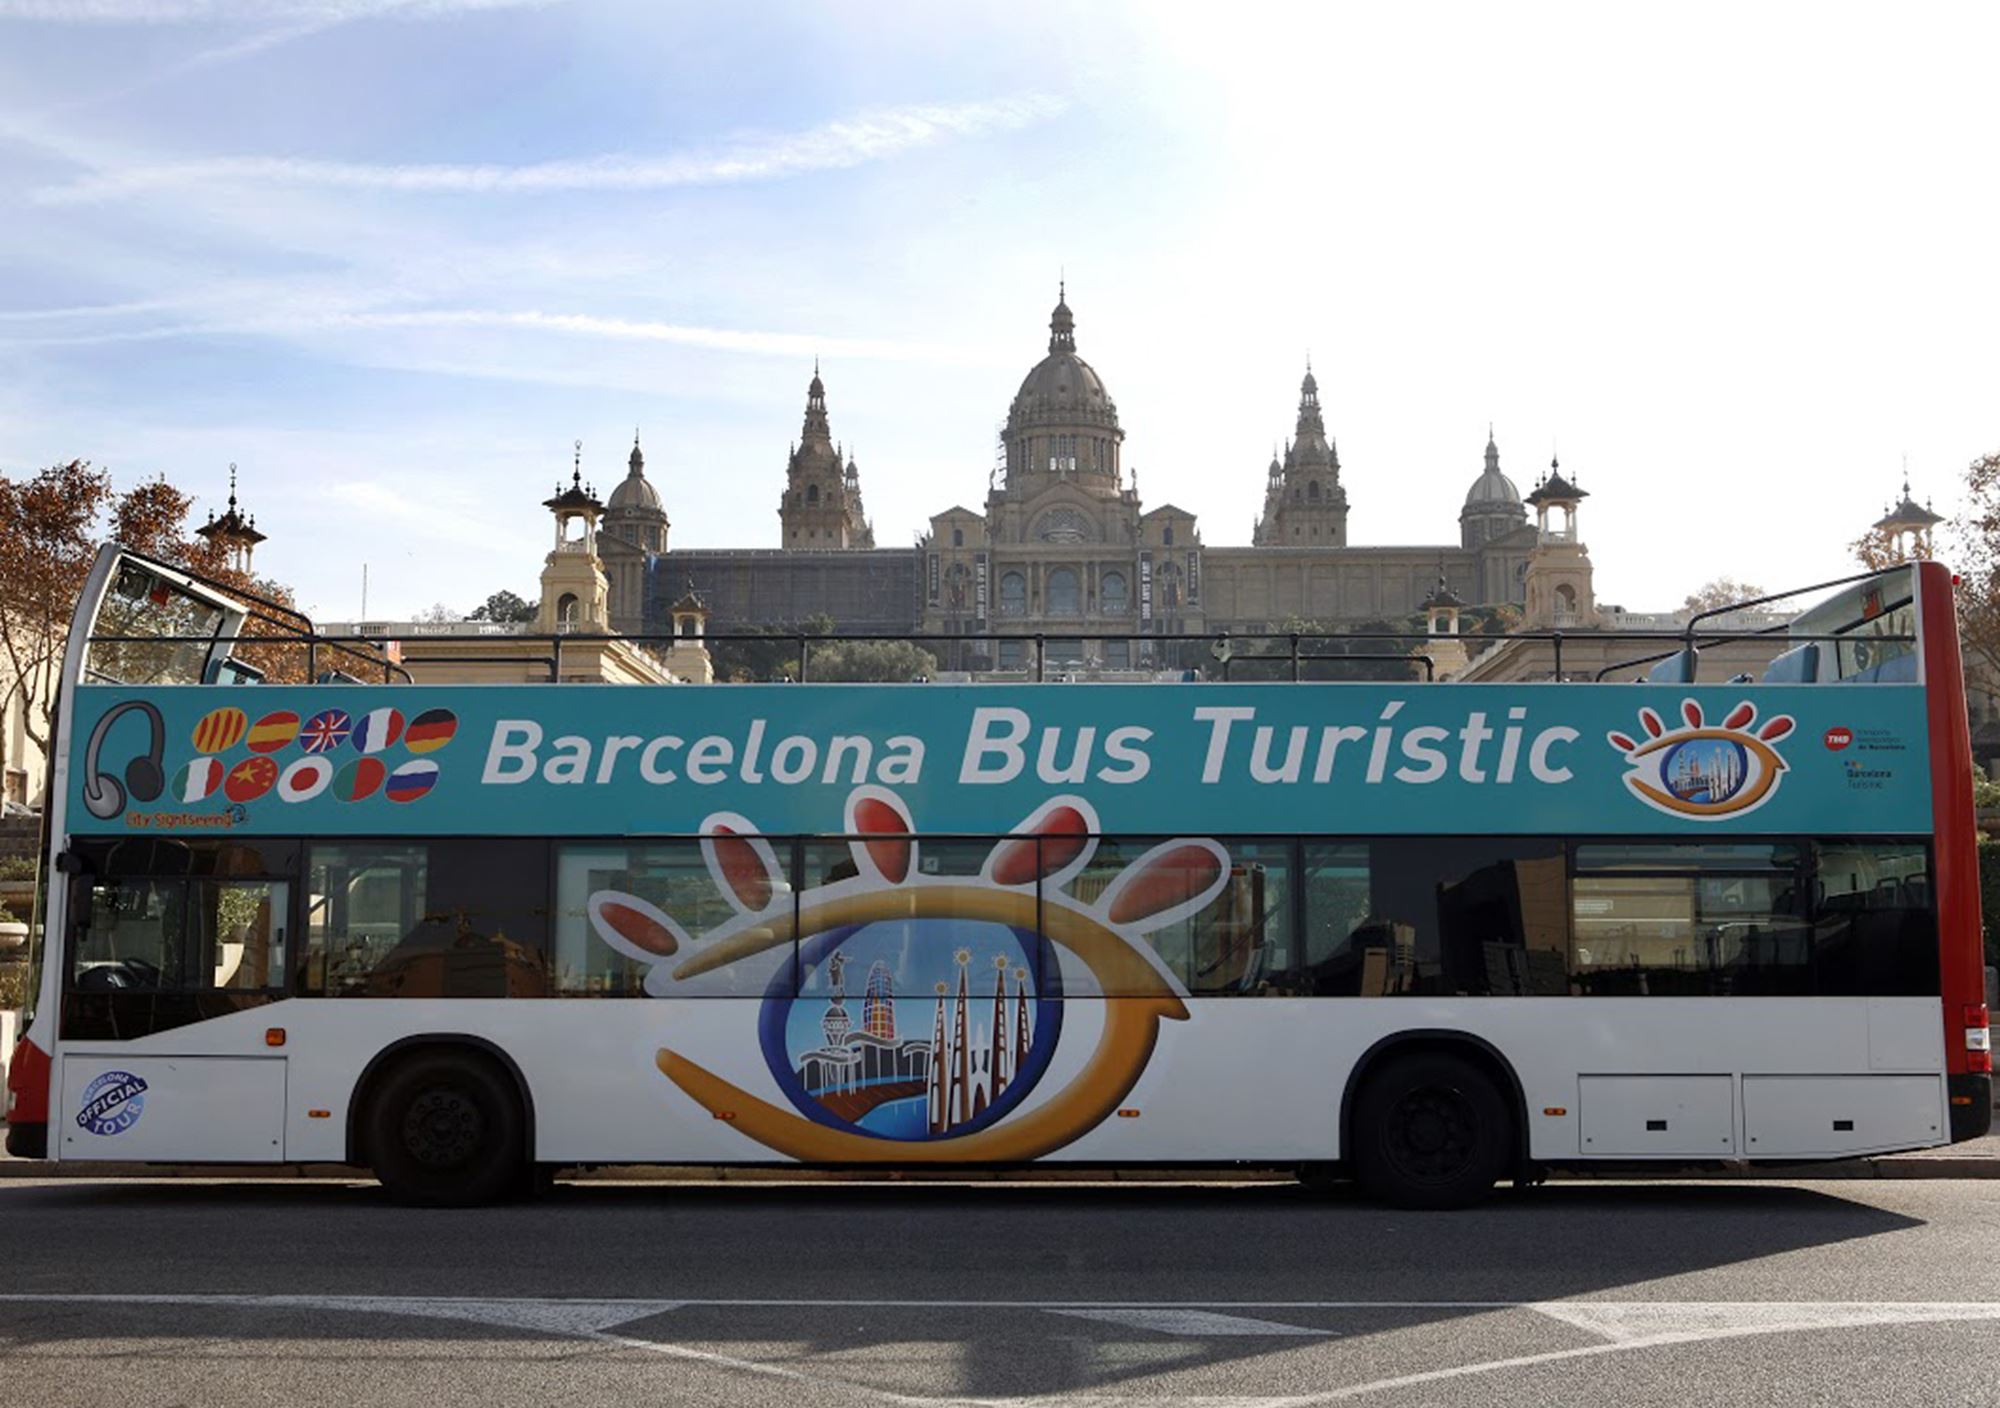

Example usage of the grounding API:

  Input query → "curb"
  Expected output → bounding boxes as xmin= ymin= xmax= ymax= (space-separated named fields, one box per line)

xmin=1 ymin=1158 xmax=1995 ymax=1183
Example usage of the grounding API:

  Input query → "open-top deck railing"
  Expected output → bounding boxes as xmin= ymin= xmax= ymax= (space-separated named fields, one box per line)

xmin=81 ymin=559 xmax=1919 ymax=687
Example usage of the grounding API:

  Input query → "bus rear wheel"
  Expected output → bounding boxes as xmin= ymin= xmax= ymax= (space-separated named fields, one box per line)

xmin=365 ymin=1054 xmax=525 ymax=1207
xmin=1350 ymin=1052 xmax=1512 ymax=1210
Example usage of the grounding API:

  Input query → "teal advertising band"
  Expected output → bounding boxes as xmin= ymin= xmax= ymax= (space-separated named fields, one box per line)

xmin=69 ymin=682 xmax=1934 ymax=837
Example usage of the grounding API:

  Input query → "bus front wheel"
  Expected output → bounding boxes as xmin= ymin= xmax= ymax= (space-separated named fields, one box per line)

xmin=365 ymin=1054 xmax=525 ymax=1207
xmin=1350 ymin=1052 xmax=1512 ymax=1210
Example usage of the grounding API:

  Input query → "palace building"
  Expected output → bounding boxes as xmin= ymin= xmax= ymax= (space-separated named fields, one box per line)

xmin=585 ymin=289 xmax=1564 ymax=663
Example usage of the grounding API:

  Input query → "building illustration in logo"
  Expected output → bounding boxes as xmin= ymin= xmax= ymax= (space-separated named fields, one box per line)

xmin=1606 ymin=698 xmax=1795 ymax=820
xmin=585 ymin=786 xmax=1231 ymax=1162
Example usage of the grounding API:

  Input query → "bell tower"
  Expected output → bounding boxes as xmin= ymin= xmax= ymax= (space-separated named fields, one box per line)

xmin=1258 ymin=363 xmax=1349 ymax=546
xmin=537 ymin=441 xmax=611 ymax=633
xmin=1521 ymin=456 xmax=1595 ymax=629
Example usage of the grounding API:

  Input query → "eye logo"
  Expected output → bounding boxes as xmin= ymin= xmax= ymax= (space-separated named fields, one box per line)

xmin=586 ymin=786 xmax=1227 ymax=1163
xmin=1607 ymin=699 xmax=1794 ymax=821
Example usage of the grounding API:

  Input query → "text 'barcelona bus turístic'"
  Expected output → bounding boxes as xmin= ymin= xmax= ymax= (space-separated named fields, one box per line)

xmin=4 ymin=546 xmax=1989 ymax=1206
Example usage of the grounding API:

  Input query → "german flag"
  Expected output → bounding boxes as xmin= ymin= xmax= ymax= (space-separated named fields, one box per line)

xmin=191 ymin=707 xmax=248 ymax=754
xmin=223 ymin=755 xmax=278 ymax=803
xmin=247 ymin=711 xmax=300 ymax=754
xmin=404 ymin=708 xmax=457 ymax=754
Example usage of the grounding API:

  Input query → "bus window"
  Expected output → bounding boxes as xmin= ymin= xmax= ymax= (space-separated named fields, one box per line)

xmin=1063 ymin=838 xmax=1290 ymax=996
xmin=553 ymin=841 xmax=789 ymax=997
xmin=1294 ymin=844 xmax=1373 ymax=995
xmin=308 ymin=842 xmax=548 ymax=998
xmin=1811 ymin=842 xmax=1938 ymax=996
xmin=85 ymin=561 xmax=234 ymax=686
xmin=1350 ymin=839 xmax=1569 ymax=997
xmin=70 ymin=877 xmax=286 ymax=993
xmin=1571 ymin=843 xmax=1809 ymax=996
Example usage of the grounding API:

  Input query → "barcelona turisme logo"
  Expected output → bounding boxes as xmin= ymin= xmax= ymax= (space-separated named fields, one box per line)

xmin=1606 ymin=699 xmax=1795 ymax=821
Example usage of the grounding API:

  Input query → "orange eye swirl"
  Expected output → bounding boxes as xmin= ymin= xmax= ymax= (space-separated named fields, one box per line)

xmin=1622 ymin=727 xmax=1786 ymax=819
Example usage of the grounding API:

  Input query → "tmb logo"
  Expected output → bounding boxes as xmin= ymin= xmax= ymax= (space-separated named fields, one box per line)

xmin=1824 ymin=726 xmax=1854 ymax=751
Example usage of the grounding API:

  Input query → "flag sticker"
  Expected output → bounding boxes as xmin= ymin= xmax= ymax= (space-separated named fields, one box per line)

xmin=278 ymin=756 xmax=334 ymax=803
xmin=173 ymin=757 xmax=224 ymax=802
xmin=404 ymin=709 xmax=458 ymax=754
xmin=223 ymin=755 xmax=279 ymax=803
xmin=300 ymin=709 xmax=352 ymax=754
xmin=247 ymin=711 xmax=300 ymax=754
xmin=191 ymin=707 xmax=248 ymax=754
xmin=334 ymin=757 xmax=386 ymax=802
xmin=350 ymin=707 xmax=404 ymax=754
xmin=385 ymin=759 xmax=439 ymax=803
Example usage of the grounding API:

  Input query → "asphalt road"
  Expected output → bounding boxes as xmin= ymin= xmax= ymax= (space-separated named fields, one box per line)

xmin=2 ymin=1177 xmax=1998 ymax=1407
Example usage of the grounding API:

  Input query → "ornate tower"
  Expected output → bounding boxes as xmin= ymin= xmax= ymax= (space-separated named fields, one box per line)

xmin=1257 ymin=364 xmax=1349 ymax=545
xmin=1873 ymin=474 xmax=1944 ymax=562
xmin=536 ymin=442 xmax=611 ymax=633
xmin=779 ymin=365 xmax=873 ymax=549
xmin=196 ymin=464 xmax=267 ymax=574
xmin=1521 ymin=457 xmax=1596 ymax=630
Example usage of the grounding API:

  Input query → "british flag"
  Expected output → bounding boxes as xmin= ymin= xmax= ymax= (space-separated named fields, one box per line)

xmin=300 ymin=709 xmax=353 ymax=754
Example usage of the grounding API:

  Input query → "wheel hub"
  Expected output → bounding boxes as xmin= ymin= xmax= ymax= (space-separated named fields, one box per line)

xmin=402 ymin=1088 xmax=483 ymax=1168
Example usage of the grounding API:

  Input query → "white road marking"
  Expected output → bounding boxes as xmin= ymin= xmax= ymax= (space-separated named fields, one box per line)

xmin=2 ymin=1295 xmax=1996 ymax=1406
xmin=1049 ymin=1309 xmax=1328 ymax=1337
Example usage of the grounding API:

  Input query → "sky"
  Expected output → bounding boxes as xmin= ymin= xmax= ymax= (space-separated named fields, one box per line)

xmin=1 ymin=1 xmax=1996 ymax=622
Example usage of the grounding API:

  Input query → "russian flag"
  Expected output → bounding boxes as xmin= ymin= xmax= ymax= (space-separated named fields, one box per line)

xmin=385 ymin=759 xmax=439 ymax=803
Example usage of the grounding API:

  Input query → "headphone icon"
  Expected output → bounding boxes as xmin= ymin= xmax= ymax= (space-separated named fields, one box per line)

xmin=81 ymin=701 xmax=167 ymax=820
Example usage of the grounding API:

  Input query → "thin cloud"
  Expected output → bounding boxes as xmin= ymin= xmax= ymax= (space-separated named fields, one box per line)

xmin=32 ymin=94 xmax=1070 ymax=204
xmin=0 ymin=0 xmax=550 ymax=20
xmin=0 ymin=304 xmax=1000 ymax=367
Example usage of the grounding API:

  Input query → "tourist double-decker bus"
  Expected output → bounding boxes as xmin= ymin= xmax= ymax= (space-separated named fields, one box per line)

xmin=4 ymin=546 xmax=1990 ymax=1206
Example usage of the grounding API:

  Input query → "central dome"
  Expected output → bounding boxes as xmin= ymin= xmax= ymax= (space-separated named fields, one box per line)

xmin=1006 ymin=294 xmax=1120 ymax=436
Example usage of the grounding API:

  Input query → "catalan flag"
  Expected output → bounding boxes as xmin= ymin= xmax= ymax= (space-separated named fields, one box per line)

xmin=300 ymin=709 xmax=352 ymax=754
xmin=349 ymin=707 xmax=404 ymax=754
xmin=334 ymin=757 xmax=386 ymax=802
xmin=173 ymin=757 xmax=224 ymax=802
xmin=247 ymin=711 xmax=299 ymax=754
xmin=191 ymin=707 xmax=247 ymax=754
xmin=278 ymin=756 xmax=333 ymax=803
xmin=403 ymin=708 xmax=457 ymax=754
xmin=223 ymin=754 xmax=278 ymax=803
xmin=385 ymin=758 xmax=439 ymax=803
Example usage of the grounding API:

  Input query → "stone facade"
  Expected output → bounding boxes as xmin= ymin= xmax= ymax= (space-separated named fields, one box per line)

xmin=592 ymin=292 xmax=1560 ymax=653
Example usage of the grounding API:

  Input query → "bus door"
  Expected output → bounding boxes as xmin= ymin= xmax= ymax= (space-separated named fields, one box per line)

xmin=56 ymin=861 xmax=290 ymax=1163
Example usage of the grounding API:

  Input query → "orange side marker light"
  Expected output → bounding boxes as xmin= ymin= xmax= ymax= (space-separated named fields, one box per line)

xmin=307 ymin=1109 xmax=331 ymax=1119
xmin=1116 ymin=1108 xmax=1141 ymax=1118
xmin=1543 ymin=1107 xmax=1568 ymax=1117
xmin=265 ymin=1028 xmax=286 ymax=1047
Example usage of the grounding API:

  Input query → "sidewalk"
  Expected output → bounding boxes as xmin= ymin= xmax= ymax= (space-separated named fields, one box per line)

xmin=2 ymin=1135 xmax=1995 ymax=1183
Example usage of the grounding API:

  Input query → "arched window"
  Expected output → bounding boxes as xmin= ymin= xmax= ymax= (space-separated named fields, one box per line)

xmin=807 ymin=483 xmax=820 ymax=506
xmin=1307 ymin=480 xmax=1321 ymax=502
xmin=1163 ymin=524 xmax=1175 ymax=547
xmin=999 ymin=571 xmax=1027 ymax=616
xmin=1101 ymin=571 xmax=1128 ymax=613
xmin=952 ymin=527 xmax=964 ymax=547
xmin=1046 ymin=568 xmax=1081 ymax=615
xmin=1555 ymin=583 xmax=1578 ymax=617
xmin=556 ymin=593 xmax=579 ymax=625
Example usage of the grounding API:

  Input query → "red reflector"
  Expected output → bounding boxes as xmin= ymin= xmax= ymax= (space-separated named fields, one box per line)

xmin=1967 ymin=1004 xmax=1991 ymax=1029
xmin=1971 ymin=1051 xmax=1993 ymax=1074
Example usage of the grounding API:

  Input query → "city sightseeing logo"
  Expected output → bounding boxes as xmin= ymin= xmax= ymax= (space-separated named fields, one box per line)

xmin=1606 ymin=699 xmax=1795 ymax=821
xmin=586 ymin=785 xmax=1226 ymax=1162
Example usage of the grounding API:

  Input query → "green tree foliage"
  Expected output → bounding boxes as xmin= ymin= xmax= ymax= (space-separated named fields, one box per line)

xmin=802 ymin=639 xmax=940 ymax=683
xmin=469 ymin=589 xmax=538 ymax=624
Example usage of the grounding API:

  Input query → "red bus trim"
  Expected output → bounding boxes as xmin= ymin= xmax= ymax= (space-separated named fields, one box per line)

xmin=1917 ymin=561 xmax=1983 ymax=1076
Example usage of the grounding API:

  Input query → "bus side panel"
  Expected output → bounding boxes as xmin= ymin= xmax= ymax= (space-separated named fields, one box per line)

xmin=269 ymin=996 xmax=1952 ymax=1168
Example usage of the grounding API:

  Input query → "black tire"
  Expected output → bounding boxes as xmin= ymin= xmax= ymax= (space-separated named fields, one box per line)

xmin=365 ymin=1054 xmax=525 ymax=1207
xmin=1349 ymin=1051 xmax=1513 ymax=1210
